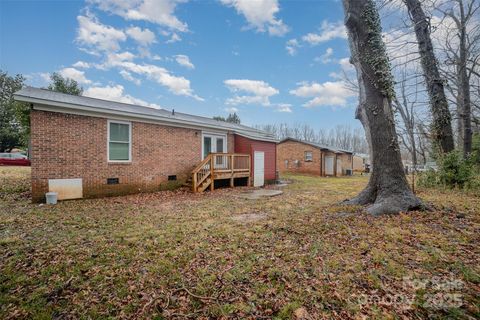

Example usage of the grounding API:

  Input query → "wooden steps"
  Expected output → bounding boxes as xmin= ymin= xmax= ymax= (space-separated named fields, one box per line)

xmin=191 ymin=153 xmax=251 ymax=193
xmin=196 ymin=177 xmax=212 ymax=192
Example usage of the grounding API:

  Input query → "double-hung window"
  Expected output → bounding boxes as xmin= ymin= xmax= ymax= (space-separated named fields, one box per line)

xmin=108 ymin=120 xmax=131 ymax=162
xmin=304 ymin=151 xmax=313 ymax=162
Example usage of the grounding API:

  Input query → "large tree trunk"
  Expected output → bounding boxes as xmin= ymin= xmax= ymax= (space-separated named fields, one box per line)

xmin=342 ymin=0 xmax=423 ymax=215
xmin=458 ymin=1 xmax=473 ymax=155
xmin=404 ymin=0 xmax=455 ymax=154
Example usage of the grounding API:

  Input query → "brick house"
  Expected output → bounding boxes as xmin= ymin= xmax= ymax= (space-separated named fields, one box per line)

xmin=15 ymin=87 xmax=278 ymax=202
xmin=277 ymin=138 xmax=353 ymax=176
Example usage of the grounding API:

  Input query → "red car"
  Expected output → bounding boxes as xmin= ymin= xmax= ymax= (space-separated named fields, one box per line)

xmin=0 ymin=153 xmax=31 ymax=166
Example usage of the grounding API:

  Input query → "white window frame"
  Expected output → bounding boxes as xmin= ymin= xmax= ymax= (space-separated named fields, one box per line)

xmin=304 ymin=151 xmax=313 ymax=162
xmin=107 ymin=120 xmax=132 ymax=163
xmin=201 ymin=132 xmax=227 ymax=159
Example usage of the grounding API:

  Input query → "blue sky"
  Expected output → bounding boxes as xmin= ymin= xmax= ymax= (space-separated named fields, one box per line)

xmin=0 ymin=0 xmax=360 ymax=131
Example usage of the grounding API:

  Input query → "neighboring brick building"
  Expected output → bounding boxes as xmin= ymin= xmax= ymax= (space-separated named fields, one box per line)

xmin=15 ymin=87 xmax=277 ymax=202
xmin=277 ymin=138 xmax=353 ymax=177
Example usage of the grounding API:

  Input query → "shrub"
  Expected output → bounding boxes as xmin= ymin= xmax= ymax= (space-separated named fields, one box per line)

xmin=417 ymin=169 xmax=439 ymax=188
xmin=472 ymin=132 xmax=480 ymax=165
xmin=438 ymin=151 xmax=473 ymax=187
xmin=417 ymin=151 xmax=479 ymax=191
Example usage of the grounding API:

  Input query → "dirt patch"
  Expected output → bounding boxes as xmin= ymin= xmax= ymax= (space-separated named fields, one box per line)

xmin=237 ymin=189 xmax=283 ymax=200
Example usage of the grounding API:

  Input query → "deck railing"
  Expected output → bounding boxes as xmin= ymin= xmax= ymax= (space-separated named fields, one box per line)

xmin=192 ymin=153 xmax=250 ymax=192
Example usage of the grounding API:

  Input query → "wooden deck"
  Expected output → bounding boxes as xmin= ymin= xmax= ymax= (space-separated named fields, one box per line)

xmin=191 ymin=153 xmax=250 ymax=192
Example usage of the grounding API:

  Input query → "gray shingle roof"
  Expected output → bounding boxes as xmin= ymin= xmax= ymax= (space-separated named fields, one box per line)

xmin=14 ymin=87 xmax=277 ymax=142
xmin=278 ymin=137 xmax=353 ymax=154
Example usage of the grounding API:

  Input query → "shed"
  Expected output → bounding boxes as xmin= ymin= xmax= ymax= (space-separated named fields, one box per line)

xmin=235 ymin=135 xmax=277 ymax=186
xmin=277 ymin=138 xmax=353 ymax=176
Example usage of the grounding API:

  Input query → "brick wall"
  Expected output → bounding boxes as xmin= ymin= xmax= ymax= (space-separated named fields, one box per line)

xmin=338 ymin=153 xmax=353 ymax=174
xmin=30 ymin=110 xmax=235 ymax=201
xmin=277 ymin=140 xmax=353 ymax=176
xmin=353 ymin=155 xmax=364 ymax=171
xmin=277 ymin=140 xmax=322 ymax=175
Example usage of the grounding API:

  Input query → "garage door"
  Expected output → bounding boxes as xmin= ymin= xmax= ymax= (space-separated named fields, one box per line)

xmin=254 ymin=151 xmax=265 ymax=187
xmin=325 ymin=156 xmax=334 ymax=175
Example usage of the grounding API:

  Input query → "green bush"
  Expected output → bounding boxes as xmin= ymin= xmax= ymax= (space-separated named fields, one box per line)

xmin=438 ymin=151 xmax=473 ymax=187
xmin=417 ymin=169 xmax=439 ymax=188
xmin=472 ymin=132 xmax=480 ymax=165
xmin=417 ymin=151 xmax=479 ymax=191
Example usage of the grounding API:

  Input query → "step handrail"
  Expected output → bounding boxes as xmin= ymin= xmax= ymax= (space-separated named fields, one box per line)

xmin=191 ymin=153 xmax=251 ymax=192
xmin=192 ymin=154 xmax=212 ymax=173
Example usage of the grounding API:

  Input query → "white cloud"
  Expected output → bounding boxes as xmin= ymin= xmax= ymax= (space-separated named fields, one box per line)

xmin=72 ymin=61 xmax=91 ymax=69
xmin=301 ymin=20 xmax=347 ymax=45
xmin=224 ymin=107 xmax=239 ymax=113
xmin=104 ymin=51 xmax=136 ymax=67
xmin=224 ymin=79 xmax=279 ymax=106
xmin=93 ymin=51 xmax=202 ymax=100
xmin=24 ymin=72 xmax=51 ymax=87
xmin=314 ymin=47 xmax=334 ymax=64
xmin=84 ymin=84 xmax=161 ymax=108
xmin=275 ymin=103 xmax=292 ymax=112
xmin=285 ymin=38 xmax=299 ymax=56
xmin=119 ymin=70 xmax=141 ymax=85
xmin=76 ymin=14 xmax=127 ymax=53
xmin=78 ymin=47 xmax=102 ymax=57
xmin=290 ymin=81 xmax=356 ymax=108
xmin=329 ymin=58 xmax=355 ymax=80
xmin=89 ymin=0 xmax=188 ymax=32
xmin=162 ymin=31 xmax=182 ymax=43
xmin=221 ymin=0 xmax=289 ymax=36
xmin=338 ymin=57 xmax=353 ymax=70
xmin=174 ymin=54 xmax=194 ymax=69
xmin=126 ymin=26 xmax=156 ymax=46
xmin=59 ymin=67 xmax=92 ymax=84
xmin=40 ymin=72 xmax=51 ymax=82
xmin=383 ymin=29 xmax=418 ymax=68
xmin=108 ymin=60 xmax=203 ymax=100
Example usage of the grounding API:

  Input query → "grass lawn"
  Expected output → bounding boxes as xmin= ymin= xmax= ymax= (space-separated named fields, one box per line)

xmin=1 ymin=167 xmax=479 ymax=319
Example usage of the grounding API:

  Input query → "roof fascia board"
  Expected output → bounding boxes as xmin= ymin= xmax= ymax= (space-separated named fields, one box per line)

xmin=279 ymin=137 xmax=352 ymax=154
xmin=16 ymin=93 xmax=275 ymax=138
xmin=234 ymin=131 xmax=278 ymax=143
xmin=24 ymin=98 xmax=277 ymax=142
xmin=16 ymin=94 xmax=277 ymax=142
xmin=31 ymin=103 xmax=231 ymax=134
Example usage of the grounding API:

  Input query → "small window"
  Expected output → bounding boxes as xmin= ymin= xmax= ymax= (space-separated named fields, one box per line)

xmin=108 ymin=120 xmax=131 ymax=162
xmin=304 ymin=151 xmax=313 ymax=162
xmin=107 ymin=178 xmax=119 ymax=185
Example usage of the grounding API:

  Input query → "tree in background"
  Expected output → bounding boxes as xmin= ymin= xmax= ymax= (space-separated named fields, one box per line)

xmin=255 ymin=123 xmax=369 ymax=153
xmin=226 ymin=112 xmax=241 ymax=124
xmin=342 ymin=0 xmax=422 ymax=214
xmin=435 ymin=0 xmax=480 ymax=157
xmin=0 ymin=70 xmax=28 ymax=151
xmin=47 ymin=72 xmax=83 ymax=96
xmin=0 ymin=71 xmax=84 ymax=152
xmin=403 ymin=0 xmax=455 ymax=154
xmin=213 ymin=112 xmax=241 ymax=124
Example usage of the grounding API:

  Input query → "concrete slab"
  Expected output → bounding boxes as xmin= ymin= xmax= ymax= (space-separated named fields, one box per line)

xmin=237 ymin=189 xmax=283 ymax=200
